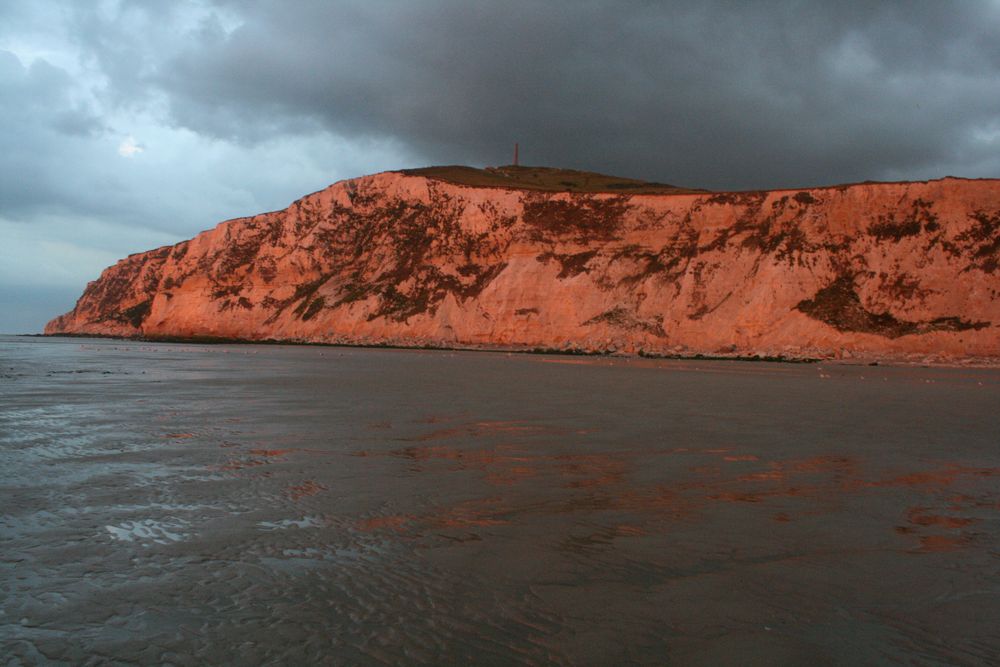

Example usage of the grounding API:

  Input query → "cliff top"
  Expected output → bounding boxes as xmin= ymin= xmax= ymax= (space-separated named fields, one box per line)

xmin=398 ymin=165 xmax=709 ymax=194
xmin=396 ymin=166 xmax=1000 ymax=197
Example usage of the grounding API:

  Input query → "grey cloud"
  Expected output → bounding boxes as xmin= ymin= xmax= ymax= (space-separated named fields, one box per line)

xmin=50 ymin=110 xmax=106 ymax=137
xmin=0 ymin=52 xmax=129 ymax=211
xmin=0 ymin=46 xmax=244 ymax=234
xmin=132 ymin=1 xmax=1000 ymax=189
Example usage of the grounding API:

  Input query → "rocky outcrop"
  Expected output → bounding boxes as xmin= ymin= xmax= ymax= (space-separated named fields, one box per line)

xmin=46 ymin=166 xmax=1000 ymax=362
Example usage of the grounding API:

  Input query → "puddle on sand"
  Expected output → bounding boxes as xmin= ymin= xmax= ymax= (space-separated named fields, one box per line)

xmin=258 ymin=516 xmax=325 ymax=530
xmin=105 ymin=519 xmax=188 ymax=544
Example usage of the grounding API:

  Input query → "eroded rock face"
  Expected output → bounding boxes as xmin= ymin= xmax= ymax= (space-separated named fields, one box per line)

xmin=46 ymin=170 xmax=1000 ymax=361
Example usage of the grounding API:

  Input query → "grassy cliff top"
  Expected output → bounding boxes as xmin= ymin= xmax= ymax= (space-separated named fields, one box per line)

xmin=399 ymin=165 xmax=708 ymax=194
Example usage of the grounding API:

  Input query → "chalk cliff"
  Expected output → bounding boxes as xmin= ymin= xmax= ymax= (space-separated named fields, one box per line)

xmin=46 ymin=166 xmax=1000 ymax=361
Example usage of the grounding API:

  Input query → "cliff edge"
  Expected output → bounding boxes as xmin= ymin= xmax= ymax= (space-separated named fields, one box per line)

xmin=46 ymin=166 xmax=1000 ymax=362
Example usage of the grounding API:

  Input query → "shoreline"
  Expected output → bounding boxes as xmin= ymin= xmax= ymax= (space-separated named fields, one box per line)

xmin=28 ymin=332 xmax=1000 ymax=368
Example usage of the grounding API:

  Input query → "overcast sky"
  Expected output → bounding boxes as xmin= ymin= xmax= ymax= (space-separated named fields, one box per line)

xmin=2 ymin=1 xmax=1000 ymax=332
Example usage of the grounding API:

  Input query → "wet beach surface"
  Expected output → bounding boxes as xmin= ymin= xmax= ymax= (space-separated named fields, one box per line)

xmin=2 ymin=335 xmax=999 ymax=665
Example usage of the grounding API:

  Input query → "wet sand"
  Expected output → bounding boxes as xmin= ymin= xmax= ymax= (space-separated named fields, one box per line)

xmin=2 ymin=335 xmax=999 ymax=665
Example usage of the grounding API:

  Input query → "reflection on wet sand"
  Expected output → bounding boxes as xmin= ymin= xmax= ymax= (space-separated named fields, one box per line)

xmin=287 ymin=480 xmax=327 ymax=500
xmin=2 ymin=336 xmax=1000 ymax=664
xmin=353 ymin=416 xmax=1000 ymax=563
xmin=357 ymin=515 xmax=413 ymax=532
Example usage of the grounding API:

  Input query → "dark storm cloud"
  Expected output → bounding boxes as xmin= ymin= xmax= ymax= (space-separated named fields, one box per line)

xmin=146 ymin=1 xmax=1000 ymax=189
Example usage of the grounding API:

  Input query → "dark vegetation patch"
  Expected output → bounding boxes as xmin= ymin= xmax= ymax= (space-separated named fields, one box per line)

xmin=614 ymin=236 xmax=700 ymax=286
xmin=384 ymin=263 xmax=509 ymax=322
xmin=740 ymin=224 xmax=809 ymax=257
xmin=342 ymin=261 xmax=509 ymax=323
xmin=606 ymin=182 xmax=660 ymax=190
xmin=793 ymin=192 xmax=817 ymax=204
xmin=515 ymin=308 xmax=539 ymax=316
xmin=522 ymin=195 xmax=630 ymax=241
xmin=77 ymin=251 xmax=170 ymax=327
xmin=705 ymin=191 xmax=766 ymax=206
xmin=537 ymin=250 xmax=599 ymax=278
xmin=868 ymin=200 xmax=938 ymax=241
xmin=332 ymin=276 xmax=373 ymax=308
xmin=292 ymin=275 xmax=332 ymax=303
xmin=695 ymin=191 xmax=847 ymax=265
xmin=296 ymin=296 xmax=326 ymax=321
xmin=868 ymin=218 xmax=922 ymax=240
xmin=113 ymin=299 xmax=152 ymax=329
xmin=400 ymin=165 xmax=706 ymax=194
xmin=286 ymin=275 xmax=333 ymax=321
xmin=145 ymin=246 xmax=172 ymax=261
xmin=698 ymin=192 xmax=769 ymax=253
xmin=141 ymin=266 xmax=163 ymax=295
xmin=310 ymin=196 xmax=510 ymax=322
xmin=583 ymin=307 xmax=666 ymax=337
xmin=771 ymin=227 xmax=826 ymax=263
xmin=795 ymin=275 xmax=988 ymax=338
xmin=263 ymin=273 xmax=334 ymax=323
xmin=369 ymin=285 xmax=426 ymax=321
xmin=171 ymin=241 xmax=190 ymax=262
xmin=209 ymin=218 xmax=284 ymax=278
xmin=216 ymin=237 xmax=266 ymax=276
xmin=257 ymin=258 xmax=278 ymax=283
xmin=218 ymin=296 xmax=254 ymax=312
xmin=923 ymin=316 xmax=992 ymax=332
xmin=212 ymin=285 xmax=242 ymax=299
xmin=82 ymin=273 xmax=131 ymax=317
xmin=879 ymin=273 xmax=929 ymax=302
xmin=956 ymin=211 xmax=1000 ymax=273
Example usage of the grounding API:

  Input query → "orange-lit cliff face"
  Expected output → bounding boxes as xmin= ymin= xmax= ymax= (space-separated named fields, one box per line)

xmin=46 ymin=168 xmax=1000 ymax=362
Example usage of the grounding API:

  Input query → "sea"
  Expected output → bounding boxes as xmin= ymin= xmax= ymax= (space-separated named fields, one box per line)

xmin=2 ymin=334 xmax=999 ymax=665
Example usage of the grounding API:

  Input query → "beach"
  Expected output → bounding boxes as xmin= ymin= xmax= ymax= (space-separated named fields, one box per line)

xmin=2 ymin=335 xmax=999 ymax=664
